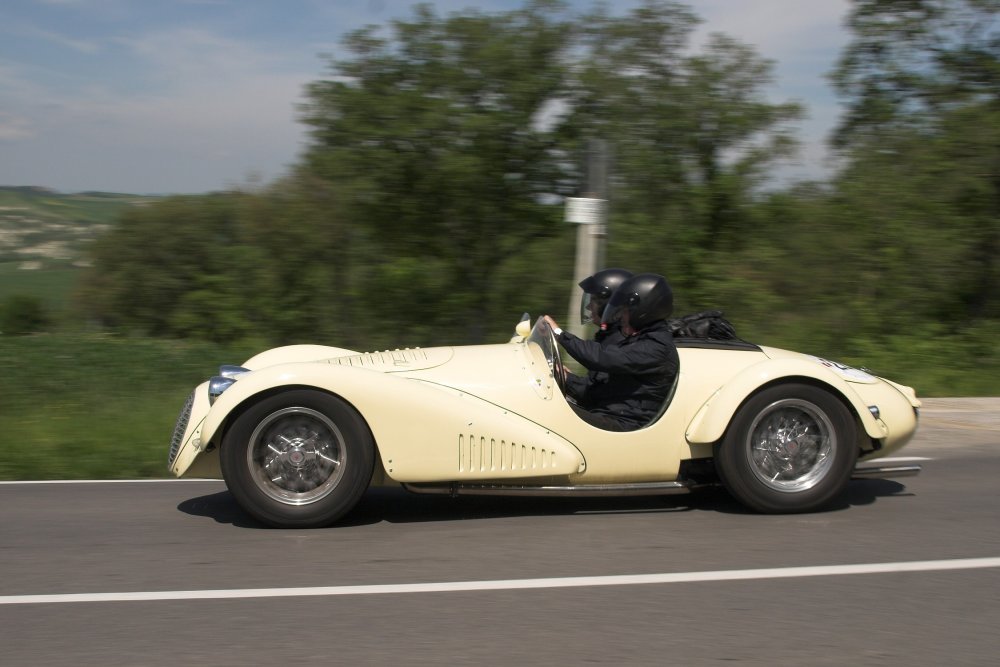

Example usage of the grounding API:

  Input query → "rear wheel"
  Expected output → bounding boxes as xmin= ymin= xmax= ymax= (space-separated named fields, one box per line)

xmin=221 ymin=390 xmax=375 ymax=528
xmin=714 ymin=383 xmax=857 ymax=513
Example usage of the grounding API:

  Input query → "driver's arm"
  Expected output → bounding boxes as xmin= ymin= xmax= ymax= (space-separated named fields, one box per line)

xmin=557 ymin=328 xmax=674 ymax=376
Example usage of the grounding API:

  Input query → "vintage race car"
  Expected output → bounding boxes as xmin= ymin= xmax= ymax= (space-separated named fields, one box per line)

xmin=167 ymin=317 xmax=921 ymax=527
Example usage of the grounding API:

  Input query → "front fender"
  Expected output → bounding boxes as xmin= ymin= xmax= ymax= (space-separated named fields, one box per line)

xmin=684 ymin=358 xmax=887 ymax=445
xmin=242 ymin=344 xmax=359 ymax=369
xmin=200 ymin=363 xmax=586 ymax=483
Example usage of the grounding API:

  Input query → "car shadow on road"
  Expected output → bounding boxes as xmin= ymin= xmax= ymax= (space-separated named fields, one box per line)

xmin=178 ymin=486 xmax=739 ymax=528
xmin=844 ymin=478 xmax=913 ymax=507
xmin=177 ymin=478 xmax=914 ymax=528
xmin=176 ymin=490 xmax=269 ymax=528
xmin=700 ymin=478 xmax=914 ymax=515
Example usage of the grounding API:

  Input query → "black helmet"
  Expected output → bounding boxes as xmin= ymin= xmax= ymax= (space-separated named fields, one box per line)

xmin=601 ymin=273 xmax=673 ymax=331
xmin=578 ymin=268 xmax=633 ymax=324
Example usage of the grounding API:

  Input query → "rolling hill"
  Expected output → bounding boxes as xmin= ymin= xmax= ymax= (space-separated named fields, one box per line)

xmin=0 ymin=186 xmax=155 ymax=316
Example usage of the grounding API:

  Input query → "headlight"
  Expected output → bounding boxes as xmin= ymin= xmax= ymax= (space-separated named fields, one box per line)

xmin=208 ymin=365 xmax=250 ymax=404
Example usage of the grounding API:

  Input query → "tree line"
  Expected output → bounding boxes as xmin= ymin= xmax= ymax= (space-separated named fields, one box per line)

xmin=75 ymin=0 xmax=1000 ymax=391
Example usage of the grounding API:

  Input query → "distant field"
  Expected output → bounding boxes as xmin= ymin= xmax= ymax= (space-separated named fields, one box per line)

xmin=0 ymin=186 xmax=154 ymax=323
xmin=0 ymin=262 xmax=79 ymax=318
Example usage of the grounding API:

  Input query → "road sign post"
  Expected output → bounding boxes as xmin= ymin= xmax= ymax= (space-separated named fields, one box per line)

xmin=565 ymin=140 xmax=610 ymax=338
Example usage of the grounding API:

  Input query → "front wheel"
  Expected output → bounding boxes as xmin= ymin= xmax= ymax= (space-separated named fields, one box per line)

xmin=221 ymin=390 xmax=375 ymax=528
xmin=714 ymin=384 xmax=858 ymax=513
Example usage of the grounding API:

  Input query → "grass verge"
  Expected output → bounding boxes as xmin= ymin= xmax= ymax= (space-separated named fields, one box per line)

xmin=0 ymin=333 xmax=257 ymax=479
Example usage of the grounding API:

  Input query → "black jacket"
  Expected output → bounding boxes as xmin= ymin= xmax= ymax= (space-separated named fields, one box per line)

xmin=558 ymin=320 xmax=679 ymax=429
xmin=563 ymin=326 xmax=622 ymax=404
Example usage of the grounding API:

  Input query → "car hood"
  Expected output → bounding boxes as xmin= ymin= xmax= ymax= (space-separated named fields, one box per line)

xmin=322 ymin=346 xmax=456 ymax=372
xmin=246 ymin=343 xmax=531 ymax=402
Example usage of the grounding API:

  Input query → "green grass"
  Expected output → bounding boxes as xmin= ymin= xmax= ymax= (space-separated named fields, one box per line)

xmin=842 ymin=323 xmax=1000 ymax=398
xmin=0 ymin=262 xmax=80 ymax=318
xmin=0 ymin=333 xmax=258 ymax=479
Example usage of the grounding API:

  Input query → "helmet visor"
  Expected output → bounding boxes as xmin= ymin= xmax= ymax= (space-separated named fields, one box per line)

xmin=600 ymin=288 xmax=638 ymax=329
xmin=580 ymin=292 xmax=605 ymax=325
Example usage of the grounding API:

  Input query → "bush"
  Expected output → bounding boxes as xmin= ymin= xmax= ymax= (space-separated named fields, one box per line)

xmin=0 ymin=295 xmax=50 ymax=335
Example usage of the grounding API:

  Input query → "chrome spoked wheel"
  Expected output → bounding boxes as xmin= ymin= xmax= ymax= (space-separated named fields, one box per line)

xmin=222 ymin=390 xmax=375 ymax=528
xmin=247 ymin=406 xmax=347 ymax=506
xmin=745 ymin=399 xmax=836 ymax=492
xmin=714 ymin=383 xmax=857 ymax=514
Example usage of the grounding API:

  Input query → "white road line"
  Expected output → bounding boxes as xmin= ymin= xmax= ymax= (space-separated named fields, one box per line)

xmin=2 ymin=557 xmax=997 ymax=605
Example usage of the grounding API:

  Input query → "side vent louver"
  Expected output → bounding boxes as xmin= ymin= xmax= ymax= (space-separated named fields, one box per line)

xmin=458 ymin=433 xmax=556 ymax=474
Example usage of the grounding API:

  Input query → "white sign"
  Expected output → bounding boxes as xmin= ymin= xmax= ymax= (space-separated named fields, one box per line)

xmin=565 ymin=197 xmax=606 ymax=225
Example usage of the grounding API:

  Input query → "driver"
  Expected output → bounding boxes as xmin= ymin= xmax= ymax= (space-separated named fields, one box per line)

xmin=578 ymin=268 xmax=633 ymax=332
xmin=565 ymin=268 xmax=632 ymax=404
xmin=544 ymin=273 xmax=679 ymax=431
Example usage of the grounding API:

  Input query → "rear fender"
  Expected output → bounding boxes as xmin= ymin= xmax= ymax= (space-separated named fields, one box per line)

xmin=684 ymin=358 xmax=887 ymax=445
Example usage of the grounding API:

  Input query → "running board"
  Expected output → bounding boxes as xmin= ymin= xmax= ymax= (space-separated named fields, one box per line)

xmin=402 ymin=480 xmax=696 ymax=498
xmin=851 ymin=464 xmax=922 ymax=479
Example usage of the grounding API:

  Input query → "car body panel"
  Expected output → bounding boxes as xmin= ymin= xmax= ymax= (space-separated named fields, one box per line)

xmin=242 ymin=344 xmax=361 ymax=369
xmin=684 ymin=353 xmax=884 ymax=444
xmin=169 ymin=326 xmax=920 ymax=490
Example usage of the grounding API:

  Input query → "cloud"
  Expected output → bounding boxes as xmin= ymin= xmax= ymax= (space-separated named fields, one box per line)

xmin=0 ymin=0 xmax=854 ymax=192
xmin=686 ymin=0 xmax=852 ymax=181
xmin=0 ymin=113 xmax=35 ymax=141
xmin=693 ymin=0 xmax=850 ymax=50
xmin=0 ymin=25 xmax=317 ymax=192
xmin=106 ymin=27 xmax=315 ymax=152
xmin=21 ymin=25 xmax=102 ymax=54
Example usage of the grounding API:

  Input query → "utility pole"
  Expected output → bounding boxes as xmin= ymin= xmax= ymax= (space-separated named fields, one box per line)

xmin=565 ymin=139 xmax=609 ymax=338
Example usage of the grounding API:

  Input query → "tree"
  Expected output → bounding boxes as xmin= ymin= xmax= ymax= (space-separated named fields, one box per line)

xmin=830 ymin=0 xmax=1000 ymax=321
xmin=77 ymin=194 xmax=254 ymax=340
xmin=79 ymin=2 xmax=807 ymax=346
xmin=300 ymin=1 xmax=575 ymax=343
xmin=565 ymin=2 xmax=803 ymax=312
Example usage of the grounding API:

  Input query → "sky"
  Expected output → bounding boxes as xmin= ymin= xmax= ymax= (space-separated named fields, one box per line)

xmin=0 ymin=0 xmax=851 ymax=194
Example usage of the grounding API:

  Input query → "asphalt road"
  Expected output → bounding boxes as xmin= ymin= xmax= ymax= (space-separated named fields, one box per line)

xmin=1 ymin=398 xmax=998 ymax=666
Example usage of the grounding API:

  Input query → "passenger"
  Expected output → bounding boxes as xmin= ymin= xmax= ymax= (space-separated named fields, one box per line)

xmin=544 ymin=273 xmax=679 ymax=431
xmin=564 ymin=268 xmax=632 ymax=405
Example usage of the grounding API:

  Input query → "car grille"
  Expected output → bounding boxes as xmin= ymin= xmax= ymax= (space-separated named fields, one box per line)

xmin=167 ymin=390 xmax=195 ymax=468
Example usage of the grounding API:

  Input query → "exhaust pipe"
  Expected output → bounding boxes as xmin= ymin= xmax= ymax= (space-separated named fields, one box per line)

xmin=852 ymin=464 xmax=922 ymax=479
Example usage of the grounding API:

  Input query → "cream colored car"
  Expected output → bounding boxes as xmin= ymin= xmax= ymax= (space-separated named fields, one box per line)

xmin=167 ymin=317 xmax=921 ymax=527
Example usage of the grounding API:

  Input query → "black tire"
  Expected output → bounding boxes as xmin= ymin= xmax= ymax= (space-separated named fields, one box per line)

xmin=713 ymin=383 xmax=858 ymax=514
xmin=220 ymin=390 xmax=375 ymax=528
